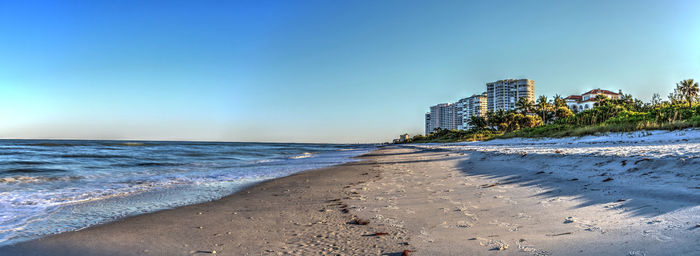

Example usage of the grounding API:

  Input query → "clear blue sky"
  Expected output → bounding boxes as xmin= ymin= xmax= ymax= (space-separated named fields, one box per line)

xmin=1 ymin=0 xmax=698 ymax=143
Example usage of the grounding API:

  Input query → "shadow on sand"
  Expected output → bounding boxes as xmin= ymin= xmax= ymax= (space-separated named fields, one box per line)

xmin=446 ymin=148 xmax=700 ymax=217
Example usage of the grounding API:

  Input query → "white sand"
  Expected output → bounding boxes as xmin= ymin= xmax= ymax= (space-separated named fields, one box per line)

xmin=350 ymin=129 xmax=699 ymax=255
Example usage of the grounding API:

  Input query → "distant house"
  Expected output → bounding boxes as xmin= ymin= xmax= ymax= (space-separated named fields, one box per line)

xmin=398 ymin=134 xmax=410 ymax=143
xmin=565 ymin=89 xmax=621 ymax=113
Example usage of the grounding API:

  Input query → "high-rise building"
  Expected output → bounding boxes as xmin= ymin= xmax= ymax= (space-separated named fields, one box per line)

xmin=424 ymin=112 xmax=431 ymax=135
xmin=426 ymin=103 xmax=457 ymax=134
xmin=423 ymin=79 xmax=534 ymax=134
xmin=456 ymin=92 xmax=488 ymax=130
xmin=486 ymin=79 xmax=535 ymax=112
xmin=455 ymin=98 xmax=468 ymax=131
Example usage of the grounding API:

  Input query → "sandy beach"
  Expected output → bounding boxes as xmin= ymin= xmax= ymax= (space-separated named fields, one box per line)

xmin=2 ymin=130 xmax=699 ymax=255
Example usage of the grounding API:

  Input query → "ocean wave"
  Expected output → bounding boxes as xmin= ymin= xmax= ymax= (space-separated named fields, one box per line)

xmin=290 ymin=152 xmax=314 ymax=159
xmin=100 ymin=142 xmax=151 ymax=147
xmin=0 ymin=152 xmax=26 ymax=156
xmin=0 ymin=175 xmax=81 ymax=183
xmin=254 ymin=159 xmax=281 ymax=164
xmin=2 ymin=168 xmax=67 ymax=174
xmin=27 ymin=143 xmax=89 ymax=147
xmin=178 ymin=152 xmax=210 ymax=157
xmin=111 ymin=162 xmax=188 ymax=167
xmin=4 ymin=161 xmax=53 ymax=165
xmin=59 ymin=154 xmax=131 ymax=159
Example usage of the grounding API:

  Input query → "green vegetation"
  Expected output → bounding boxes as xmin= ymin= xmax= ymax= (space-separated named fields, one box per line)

xmin=406 ymin=79 xmax=700 ymax=143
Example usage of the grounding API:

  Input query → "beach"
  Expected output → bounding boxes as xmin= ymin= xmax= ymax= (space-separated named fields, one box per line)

xmin=2 ymin=130 xmax=699 ymax=255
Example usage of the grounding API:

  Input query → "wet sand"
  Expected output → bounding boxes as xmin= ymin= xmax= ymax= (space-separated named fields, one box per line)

xmin=2 ymin=145 xmax=698 ymax=255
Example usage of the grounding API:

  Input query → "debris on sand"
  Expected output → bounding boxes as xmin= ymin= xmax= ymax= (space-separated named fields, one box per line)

xmin=546 ymin=232 xmax=572 ymax=236
xmin=563 ymin=217 xmax=576 ymax=224
xmin=348 ymin=217 xmax=369 ymax=225
xmin=488 ymin=241 xmax=509 ymax=251
xmin=401 ymin=250 xmax=414 ymax=256
xmin=481 ymin=183 xmax=500 ymax=188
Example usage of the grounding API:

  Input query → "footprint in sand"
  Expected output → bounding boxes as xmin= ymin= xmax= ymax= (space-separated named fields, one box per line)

xmin=456 ymin=220 xmax=473 ymax=228
xmin=419 ymin=229 xmax=434 ymax=243
xmin=515 ymin=212 xmax=531 ymax=219
xmin=475 ymin=238 xmax=509 ymax=251
xmin=490 ymin=220 xmax=521 ymax=232
xmin=516 ymin=239 xmax=537 ymax=252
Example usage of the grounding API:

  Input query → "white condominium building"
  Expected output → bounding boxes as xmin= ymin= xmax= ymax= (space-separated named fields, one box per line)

xmin=426 ymin=103 xmax=457 ymax=134
xmin=424 ymin=112 xmax=431 ymax=135
xmin=486 ymin=79 xmax=535 ymax=112
xmin=424 ymin=79 xmax=535 ymax=134
xmin=455 ymin=93 xmax=487 ymax=130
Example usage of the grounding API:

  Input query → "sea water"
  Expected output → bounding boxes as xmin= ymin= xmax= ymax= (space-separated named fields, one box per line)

xmin=0 ymin=140 xmax=373 ymax=246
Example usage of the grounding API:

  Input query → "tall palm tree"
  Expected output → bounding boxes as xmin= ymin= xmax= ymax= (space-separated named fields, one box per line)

xmin=553 ymin=94 xmax=567 ymax=108
xmin=515 ymin=97 xmax=534 ymax=114
xmin=467 ymin=115 xmax=487 ymax=130
xmin=677 ymin=79 xmax=699 ymax=107
xmin=536 ymin=95 xmax=549 ymax=124
xmin=593 ymin=94 xmax=608 ymax=107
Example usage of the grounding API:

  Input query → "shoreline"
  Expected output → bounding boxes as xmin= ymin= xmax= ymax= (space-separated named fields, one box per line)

xmin=3 ymin=136 xmax=699 ymax=255
xmin=0 ymin=142 xmax=373 ymax=248
xmin=1 ymin=148 xmax=410 ymax=256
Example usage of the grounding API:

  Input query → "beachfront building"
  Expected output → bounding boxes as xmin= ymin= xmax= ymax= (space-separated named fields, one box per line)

xmin=486 ymin=79 xmax=535 ymax=112
xmin=565 ymin=89 xmax=621 ymax=113
xmin=426 ymin=103 xmax=457 ymax=134
xmin=423 ymin=79 xmax=534 ymax=133
xmin=455 ymin=93 xmax=488 ymax=130
xmin=424 ymin=113 xmax=432 ymax=135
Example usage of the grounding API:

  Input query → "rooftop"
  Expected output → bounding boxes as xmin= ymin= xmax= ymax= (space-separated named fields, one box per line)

xmin=582 ymin=89 xmax=620 ymax=96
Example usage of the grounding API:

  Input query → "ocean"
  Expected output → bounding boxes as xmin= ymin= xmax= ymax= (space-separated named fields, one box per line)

xmin=0 ymin=140 xmax=374 ymax=246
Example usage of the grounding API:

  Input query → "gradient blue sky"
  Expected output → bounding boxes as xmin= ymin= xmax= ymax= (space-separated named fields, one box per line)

xmin=1 ymin=0 xmax=698 ymax=143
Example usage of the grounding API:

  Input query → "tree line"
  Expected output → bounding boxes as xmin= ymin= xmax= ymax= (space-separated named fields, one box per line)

xmin=407 ymin=79 xmax=699 ymax=143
